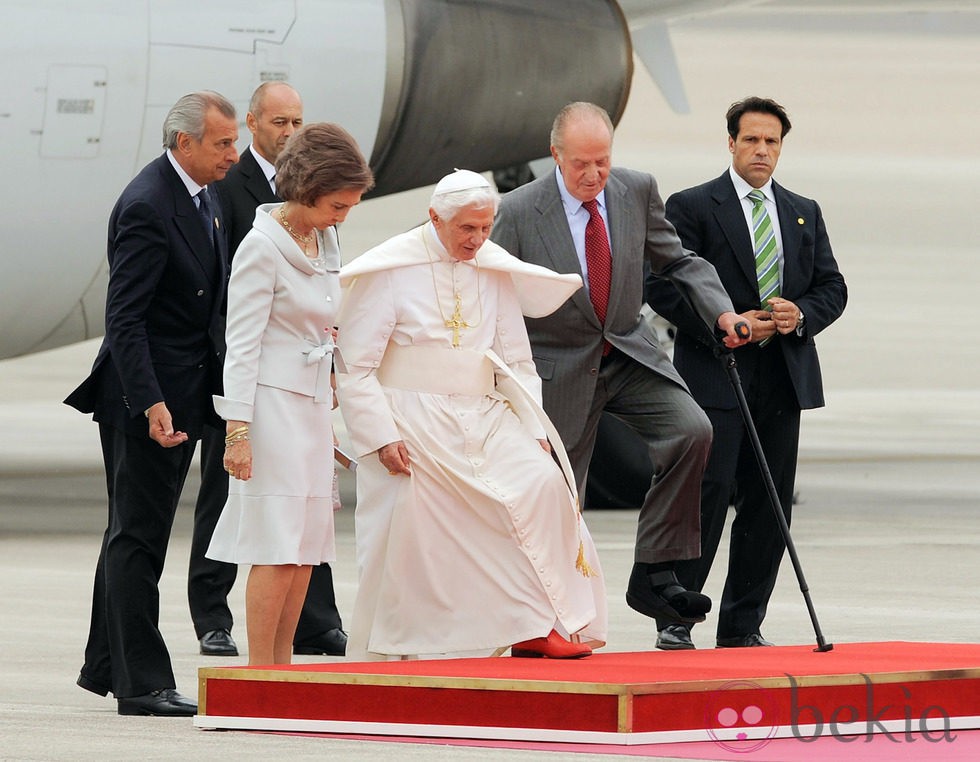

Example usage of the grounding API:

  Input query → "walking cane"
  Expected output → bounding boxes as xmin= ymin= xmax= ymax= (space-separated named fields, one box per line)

xmin=721 ymin=322 xmax=833 ymax=652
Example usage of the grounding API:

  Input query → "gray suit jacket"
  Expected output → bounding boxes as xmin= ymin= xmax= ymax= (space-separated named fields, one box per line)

xmin=492 ymin=167 xmax=733 ymax=446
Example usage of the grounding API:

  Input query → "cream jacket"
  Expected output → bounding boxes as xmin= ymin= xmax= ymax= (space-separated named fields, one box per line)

xmin=214 ymin=203 xmax=340 ymax=422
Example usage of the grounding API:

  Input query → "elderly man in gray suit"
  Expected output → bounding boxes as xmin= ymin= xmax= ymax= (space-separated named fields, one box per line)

xmin=491 ymin=101 xmax=749 ymax=633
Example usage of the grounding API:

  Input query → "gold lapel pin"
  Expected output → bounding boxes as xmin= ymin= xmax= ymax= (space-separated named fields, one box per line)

xmin=797 ymin=217 xmax=804 ymax=225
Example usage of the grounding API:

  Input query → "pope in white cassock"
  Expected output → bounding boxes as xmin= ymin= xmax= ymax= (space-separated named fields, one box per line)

xmin=336 ymin=169 xmax=608 ymax=660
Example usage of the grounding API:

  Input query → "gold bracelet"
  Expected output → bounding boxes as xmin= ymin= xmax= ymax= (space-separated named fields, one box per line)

xmin=225 ymin=427 xmax=249 ymax=444
xmin=224 ymin=434 xmax=250 ymax=446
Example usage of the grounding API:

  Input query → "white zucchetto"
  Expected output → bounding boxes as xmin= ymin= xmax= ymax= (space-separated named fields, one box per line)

xmin=432 ymin=169 xmax=491 ymax=196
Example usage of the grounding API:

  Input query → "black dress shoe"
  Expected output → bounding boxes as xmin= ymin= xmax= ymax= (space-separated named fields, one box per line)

xmin=117 ymin=688 xmax=197 ymax=716
xmin=199 ymin=628 xmax=238 ymax=656
xmin=76 ymin=673 xmax=109 ymax=697
xmin=656 ymin=623 xmax=695 ymax=651
xmin=626 ymin=566 xmax=711 ymax=625
xmin=716 ymin=633 xmax=775 ymax=648
xmin=293 ymin=628 xmax=347 ymax=656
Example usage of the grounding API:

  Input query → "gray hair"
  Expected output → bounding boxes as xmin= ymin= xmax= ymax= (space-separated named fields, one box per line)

xmin=550 ymin=101 xmax=614 ymax=154
xmin=429 ymin=186 xmax=500 ymax=221
xmin=162 ymin=91 xmax=236 ymax=149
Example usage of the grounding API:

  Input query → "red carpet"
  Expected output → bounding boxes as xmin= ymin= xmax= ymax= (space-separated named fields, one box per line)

xmin=195 ymin=641 xmax=980 ymax=749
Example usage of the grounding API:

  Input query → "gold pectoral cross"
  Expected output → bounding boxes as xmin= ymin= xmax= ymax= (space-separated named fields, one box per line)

xmin=445 ymin=292 xmax=469 ymax=348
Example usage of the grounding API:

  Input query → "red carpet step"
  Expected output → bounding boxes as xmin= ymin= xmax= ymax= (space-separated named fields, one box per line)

xmin=194 ymin=641 xmax=980 ymax=746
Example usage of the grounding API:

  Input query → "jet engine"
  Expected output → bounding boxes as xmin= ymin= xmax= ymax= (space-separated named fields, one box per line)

xmin=368 ymin=0 xmax=633 ymax=196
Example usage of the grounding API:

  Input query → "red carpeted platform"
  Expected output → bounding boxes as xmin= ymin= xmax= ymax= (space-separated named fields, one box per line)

xmin=194 ymin=642 xmax=980 ymax=746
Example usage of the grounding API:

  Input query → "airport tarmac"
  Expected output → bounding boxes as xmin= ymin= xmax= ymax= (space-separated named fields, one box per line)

xmin=1 ymin=12 xmax=979 ymax=762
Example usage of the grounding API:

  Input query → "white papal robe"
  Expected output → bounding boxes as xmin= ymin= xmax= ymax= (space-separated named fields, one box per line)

xmin=336 ymin=223 xmax=607 ymax=660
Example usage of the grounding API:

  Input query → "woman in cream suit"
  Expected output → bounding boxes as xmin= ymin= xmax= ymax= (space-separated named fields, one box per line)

xmin=207 ymin=124 xmax=373 ymax=665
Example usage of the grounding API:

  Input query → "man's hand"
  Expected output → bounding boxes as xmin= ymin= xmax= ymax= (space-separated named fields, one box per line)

xmin=145 ymin=401 xmax=189 ymax=447
xmin=378 ymin=440 xmax=411 ymax=476
xmin=743 ymin=309 xmax=778 ymax=344
xmin=717 ymin=311 xmax=752 ymax=349
xmin=767 ymin=297 xmax=803 ymax=335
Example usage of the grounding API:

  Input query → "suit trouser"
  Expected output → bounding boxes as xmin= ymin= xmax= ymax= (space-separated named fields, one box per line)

xmin=668 ymin=346 xmax=800 ymax=638
xmin=188 ymin=425 xmax=344 ymax=642
xmin=564 ymin=350 xmax=712 ymax=565
xmin=187 ymin=424 xmax=237 ymax=637
xmin=80 ymin=425 xmax=196 ymax=698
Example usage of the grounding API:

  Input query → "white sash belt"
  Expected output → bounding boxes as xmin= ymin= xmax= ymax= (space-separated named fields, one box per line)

xmin=377 ymin=345 xmax=494 ymax=397
xmin=302 ymin=341 xmax=334 ymax=404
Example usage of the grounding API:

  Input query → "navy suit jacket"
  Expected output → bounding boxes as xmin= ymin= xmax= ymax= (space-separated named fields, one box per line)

xmin=65 ymin=153 xmax=228 ymax=438
xmin=213 ymin=146 xmax=278 ymax=258
xmin=647 ymin=171 xmax=847 ymax=411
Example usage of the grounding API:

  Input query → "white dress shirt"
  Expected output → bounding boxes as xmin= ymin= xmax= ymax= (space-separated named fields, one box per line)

xmin=250 ymin=146 xmax=278 ymax=195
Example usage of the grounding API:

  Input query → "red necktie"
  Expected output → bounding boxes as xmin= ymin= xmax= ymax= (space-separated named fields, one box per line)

xmin=583 ymin=199 xmax=612 ymax=355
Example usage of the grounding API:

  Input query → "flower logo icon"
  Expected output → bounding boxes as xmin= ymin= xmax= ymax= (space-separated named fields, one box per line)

xmin=704 ymin=680 xmax=779 ymax=752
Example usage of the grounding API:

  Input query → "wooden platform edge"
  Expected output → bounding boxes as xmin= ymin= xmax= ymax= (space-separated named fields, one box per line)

xmin=197 ymin=663 xmax=980 ymax=697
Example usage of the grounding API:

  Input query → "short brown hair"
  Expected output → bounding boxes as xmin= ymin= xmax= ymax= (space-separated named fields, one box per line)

xmin=274 ymin=123 xmax=374 ymax=206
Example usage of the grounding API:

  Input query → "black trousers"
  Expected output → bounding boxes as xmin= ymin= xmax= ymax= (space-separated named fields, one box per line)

xmin=80 ymin=425 xmax=196 ymax=698
xmin=666 ymin=346 xmax=801 ymax=638
xmin=188 ymin=425 xmax=343 ymax=642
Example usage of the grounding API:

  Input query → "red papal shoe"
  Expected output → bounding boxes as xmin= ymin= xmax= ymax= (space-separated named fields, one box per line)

xmin=511 ymin=629 xmax=592 ymax=659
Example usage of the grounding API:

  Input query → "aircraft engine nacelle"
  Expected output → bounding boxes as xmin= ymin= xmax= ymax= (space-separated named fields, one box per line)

xmin=368 ymin=0 xmax=633 ymax=196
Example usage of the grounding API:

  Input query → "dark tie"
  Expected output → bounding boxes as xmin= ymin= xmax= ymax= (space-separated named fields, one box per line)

xmin=583 ymin=199 xmax=612 ymax=356
xmin=583 ymin=199 xmax=611 ymax=322
xmin=196 ymin=188 xmax=216 ymax=248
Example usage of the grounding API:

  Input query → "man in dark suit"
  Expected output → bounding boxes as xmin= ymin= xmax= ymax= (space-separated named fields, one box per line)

xmin=193 ymin=81 xmax=348 ymax=658
xmin=66 ymin=91 xmax=238 ymax=716
xmin=491 ymin=102 xmax=749 ymax=636
xmin=646 ymin=97 xmax=847 ymax=650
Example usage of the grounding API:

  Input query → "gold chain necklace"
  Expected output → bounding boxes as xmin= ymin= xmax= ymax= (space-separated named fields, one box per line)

xmin=277 ymin=205 xmax=315 ymax=247
xmin=421 ymin=226 xmax=483 ymax=348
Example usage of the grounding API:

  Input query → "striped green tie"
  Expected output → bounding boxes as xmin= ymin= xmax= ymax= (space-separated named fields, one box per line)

xmin=748 ymin=189 xmax=779 ymax=345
